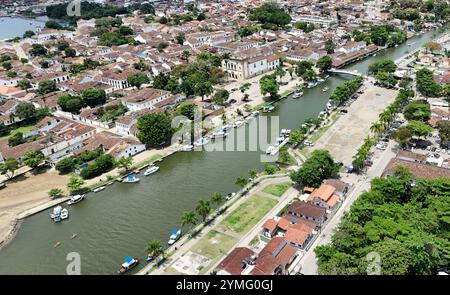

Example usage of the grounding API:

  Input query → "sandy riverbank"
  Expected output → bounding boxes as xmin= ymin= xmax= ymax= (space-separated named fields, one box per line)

xmin=0 ymin=169 xmax=68 ymax=247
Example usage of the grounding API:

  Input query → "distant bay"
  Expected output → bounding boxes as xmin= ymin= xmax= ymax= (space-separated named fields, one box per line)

xmin=0 ymin=16 xmax=48 ymax=40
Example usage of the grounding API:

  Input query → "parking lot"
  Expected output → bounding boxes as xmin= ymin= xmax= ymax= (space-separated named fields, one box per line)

xmin=308 ymin=82 xmax=398 ymax=166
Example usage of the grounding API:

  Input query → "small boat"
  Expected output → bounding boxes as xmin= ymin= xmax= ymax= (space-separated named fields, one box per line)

xmin=54 ymin=241 xmax=61 ymax=248
xmin=60 ymin=208 xmax=69 ymax=220
xmin=168 ymin=229 xmax=182 ymax=245
xmin=211 ymin=130 xmax=227 ymax=139
xmin=233 ymin=120 xmax=245 ymax=128
xmin=194 ymin=137 xmax=209 ymax=146
xmin=144 ymin=164 xmax=159 ymax=176
xmin=266 ymin=145 xmax=276 ymax=154
xmin=322 ymin=87 xmax=329 ymax=92
xmin=93 ymin=186 xmax=105 ymax=193
xmin=262 ymin=105 xmax=275 ymax=113
xmin=307 ymin=81 xmax=318 ymax=88
xmin=252 ymin=111 xmax=260 ymax=117
xmin=67 ymin=194 xmax=85 ymax=205
xmin=181 ymin=144 xmax=194 ymax=151
xmin=281 ymin=129 xmax=291 ymax=136
xmin=122 ymin=173 xmax=140 ymax=183
xmin=118 ymin=257 xmax=139 ymax=274
xmin=51 ymin=206 xmax=63 ymax=222
xmin=293 ymin=92 xmax=301 ymax=99
xmin=146 ymin=255 xmax=155 ymax=263
xmin=222 ymin=124 xmax=233 ymax=130
xmin=71 ymin=233 xmax=78 ymax=239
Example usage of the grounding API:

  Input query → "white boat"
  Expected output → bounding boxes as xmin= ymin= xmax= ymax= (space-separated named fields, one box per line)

xmin=194 ymin=137 xmax=209 ymax=146
xmin=262 ymin=105 xmax=275 ymax=113
xmin=181 ymin=144 xmax=194 ymax=151
xmin=60 ymin=208 xmax=69 ymax=220
xmin=67 ymin=194 xmax=85 ymax=205
xmin=326 ymin=102 xmax=333 ymax=110
xmin=233 ymin=120 xmax=245 ymax=128
xmin=293 ymin=92 xmax=302 ymax=99
xmin=252 ymin=111 xmax=260 ymax=117
xmin=275 ymin=137 xmax=284 ymax=145
xmin=144 ymin=164 xmax=159 ymax=176
xmin=266 ymin=145 xmax=276 ymax=154
xmin=122 ymin=174 xmax=140 ymax=183
xmin=307 ymin=81 xmax=318 ymax=88
xmin=281 ymin=129 xmax=291 ymax=136
xmin=222 ymin=124 xmax=233 ymax=130
xmin=168 ymin=229 xmax=182 ymax=245
xmin=93 ymin=186 xmax=105 ymax=193
xmin=50 ymin=206 xmax=62 ymax=222
xmin=212 ymin=130 xmax=227 ymax=139
xmin=322 ymin=87 xmax=329 ymax=92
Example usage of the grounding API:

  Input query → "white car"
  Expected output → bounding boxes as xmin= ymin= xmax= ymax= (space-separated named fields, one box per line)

xmin=376 ymin=143 xmax=386 ymax=150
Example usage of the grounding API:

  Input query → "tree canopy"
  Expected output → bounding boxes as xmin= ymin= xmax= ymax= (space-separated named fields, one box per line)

xmin=290 ymin=149 xmax=339 ymax=187
xmin=248 ymin=3 xmax=291 ymax=29
xmin=136 ymin=112 xmax=173 ymax=146
xmin=315 ymin=173 xmax=450 ymax=275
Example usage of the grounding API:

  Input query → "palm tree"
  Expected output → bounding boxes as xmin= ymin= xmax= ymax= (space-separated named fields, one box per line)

xmin=370 ymin=121 xmax=385 ymax=136
xmin=181 ymin=211 xmax=198 ymax=230
xmin=210 ymin=192 xmax=225 ymax=210
xmin=181 ymin=50 xmax=191 ymax=63
xmin=379 ymin=110 xmax=394 ymax=127
xmin=195 ymin=199 xmax=211 ymax=222
xmin=248 ymin=169 xmax=257 ymax=180
xmin=235 ymin=176 xmax=248 ymax=189
xmin=146 ymin=239 xmax=164 ymax=259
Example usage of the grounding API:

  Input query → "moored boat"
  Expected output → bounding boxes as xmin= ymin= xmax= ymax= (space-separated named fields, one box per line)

xmin=194 ymin=137 xmax=209 ymax=146
xmin=118 ymin=257 xmax=139 ymax=274
xmin=122 ymin=173 xmax=140 ymax=183
xmin=211 ymin=130 xmax=227 ymax=139
xmin=93 ymin=186 xmax=105 ymax=193
xmin=67 ymin=194 xmax=85 ymax=205
xmin=144 ymin=164 xmax=159 ymax=176
xmin=322 ymin=86 xmax=329 ymax=92
xmin=60 ymin=208 xmax=69 ymax=220
xmin=262 ymin=105 xmax=275 ymax=113
xmin=51 ymin=206 xmax=63 ymax=222
xmin=168 ymin=229 xmax=182 ymax=245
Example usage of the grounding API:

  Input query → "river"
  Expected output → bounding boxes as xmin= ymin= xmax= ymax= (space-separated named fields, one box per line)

xmin=0 ymin=29 xmax=441 ymax=274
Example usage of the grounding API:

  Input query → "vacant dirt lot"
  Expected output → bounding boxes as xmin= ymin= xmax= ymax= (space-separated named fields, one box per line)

xmin=308 ymin=82 xmax=397 ymax=166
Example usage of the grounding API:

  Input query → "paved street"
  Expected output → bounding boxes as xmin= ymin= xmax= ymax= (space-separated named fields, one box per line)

xmin=296 ymin=140 xmax=397 ymax=275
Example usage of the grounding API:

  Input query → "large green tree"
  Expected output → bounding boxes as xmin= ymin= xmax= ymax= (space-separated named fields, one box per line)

xmin=290 ymin=149 xmax=339 ymax=187
xmin=136 ymin=112 xmax=173 ymax=146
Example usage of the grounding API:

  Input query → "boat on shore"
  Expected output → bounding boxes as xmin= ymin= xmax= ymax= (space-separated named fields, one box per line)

xmin=168 ymin=229 xmax=182 ymax=245
xmin=67 ymin=194 xmax=85 ymax=205
xmin=93 ymin=186 xmax=105 ymax=193
xmin=122 ymin=174 xmax=140 ymax=183
xmin=118 ymin=257 xmax=139 ymax=274
xmin=144 ymin=164 xmax=159 ymax=176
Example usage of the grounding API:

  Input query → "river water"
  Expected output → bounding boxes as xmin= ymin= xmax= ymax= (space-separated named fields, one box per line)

xmin=0 ymin=29 xmax=441 ymax=274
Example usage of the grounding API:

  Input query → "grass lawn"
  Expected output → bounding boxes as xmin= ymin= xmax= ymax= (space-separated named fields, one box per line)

xmin=0 ymin=123 xmax=35 ymax=140
xmin=220 ymin=194 xmax=277 ymax=234
xmin=262 ymin=182 xmax=291 ymax=197
xmin=190 ymin=230 xmax=237 ymax=274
